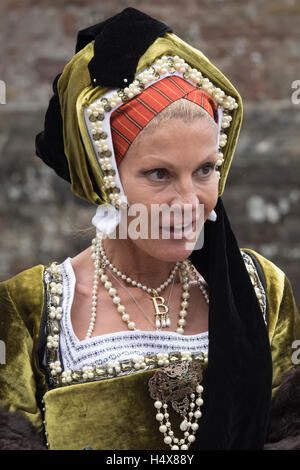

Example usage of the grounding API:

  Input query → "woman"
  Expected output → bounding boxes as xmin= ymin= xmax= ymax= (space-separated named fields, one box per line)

xmin=0 ymin=8 xmax=299 ymax=450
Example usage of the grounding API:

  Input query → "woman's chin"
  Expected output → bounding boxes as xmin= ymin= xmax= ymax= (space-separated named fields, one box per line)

xmin=144 ymin=237 xmax=199 ymax=263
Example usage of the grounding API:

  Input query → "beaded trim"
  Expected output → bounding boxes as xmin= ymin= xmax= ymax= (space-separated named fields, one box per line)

xmin=43 ymin=263 xmax=64 ymax=388
xmin=241 ymin=251 xmax=267 ymax=325
xmin=84 ymin=55 xmax=238 ymax=210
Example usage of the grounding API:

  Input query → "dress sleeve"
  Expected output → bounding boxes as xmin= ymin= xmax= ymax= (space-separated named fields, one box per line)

xmin=241 ymin=248 xmax=300 ymax=395
xmin=270 ymin=274 xmax=300 ymax=395
xmin=0 ymin=266 xmax=47 ymax=432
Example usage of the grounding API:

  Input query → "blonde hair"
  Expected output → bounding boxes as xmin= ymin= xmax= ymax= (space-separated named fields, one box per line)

xmin=130 ymin=98 xmax=218 ymax=149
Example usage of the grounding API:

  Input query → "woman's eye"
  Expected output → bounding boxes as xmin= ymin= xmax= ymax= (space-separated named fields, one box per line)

xmin=145 ymin=168 xmax=169 ymax=180
xmin=144 ymin=163 xmax=217 ymax=181
xmin=197 ymin=163 xmax=217 ymax=176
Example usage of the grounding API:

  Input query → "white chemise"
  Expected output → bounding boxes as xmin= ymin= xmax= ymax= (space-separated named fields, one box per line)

xmin=58 ymin=258 xmax=209 ymax=370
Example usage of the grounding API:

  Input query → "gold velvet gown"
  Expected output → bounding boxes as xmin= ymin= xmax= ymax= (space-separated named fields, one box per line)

xmin=0 ymin=248 xmax=299 ymax=450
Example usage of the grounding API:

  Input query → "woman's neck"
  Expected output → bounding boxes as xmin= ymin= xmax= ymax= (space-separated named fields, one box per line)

xmin=101 ymin=236 xmax=182 ymax=287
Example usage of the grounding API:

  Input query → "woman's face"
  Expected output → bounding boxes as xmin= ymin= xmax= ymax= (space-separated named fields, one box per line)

xmin=117 ymin=117 xmax=219 ymax=262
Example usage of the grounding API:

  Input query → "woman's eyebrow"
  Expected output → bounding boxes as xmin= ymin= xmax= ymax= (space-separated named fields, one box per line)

xmin=140 ymin=152 xmax=218 ymax=168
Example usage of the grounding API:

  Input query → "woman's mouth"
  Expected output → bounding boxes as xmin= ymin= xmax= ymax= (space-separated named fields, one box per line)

xmin=160 ymin=220 xmax=197 ymax=239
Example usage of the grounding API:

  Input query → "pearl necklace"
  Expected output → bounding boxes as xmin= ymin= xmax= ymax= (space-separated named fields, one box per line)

xmin=153 ymin=383 xmax=204 ymax=450
xmin=86 ymin=234 xmax=209 ymax=339
xmin=98 ymin=236 xmax=181 ymax=295
xmin=98 ymin=236 xmax=186 ymax=331
xmin=149 ymin=357 xmax=205 ymax=450
xmin=104 ymin=264 xmax=176 ymax=329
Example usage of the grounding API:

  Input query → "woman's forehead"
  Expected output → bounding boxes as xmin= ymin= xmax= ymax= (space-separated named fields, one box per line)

xmin=120 ymin=120 xmax=218 ymax=170
xmin=129 ymin=118 xmax=218 ymax=152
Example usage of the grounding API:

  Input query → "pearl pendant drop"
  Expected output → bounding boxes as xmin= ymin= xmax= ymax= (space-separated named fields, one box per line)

xmin=153 ymin=383 xmax=204 ymax=450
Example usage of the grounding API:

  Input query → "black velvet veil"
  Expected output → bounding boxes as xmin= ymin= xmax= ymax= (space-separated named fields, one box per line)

xmin=189 ymin=197 xmax=272 ymax=449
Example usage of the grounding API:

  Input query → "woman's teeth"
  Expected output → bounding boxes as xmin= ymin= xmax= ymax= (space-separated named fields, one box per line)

xmin=173 ymin=223 xmax=191 ymax=229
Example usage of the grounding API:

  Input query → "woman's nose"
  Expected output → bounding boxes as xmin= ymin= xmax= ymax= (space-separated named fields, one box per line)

xmin=171 ymin=177 xmax=199 ymax=205
xmin=169 ymin=184 xmax=201 ymax=223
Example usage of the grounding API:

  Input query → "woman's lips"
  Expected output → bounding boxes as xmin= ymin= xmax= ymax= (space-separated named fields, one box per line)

xmin=160 ymin=220 xmax=197 ymax=239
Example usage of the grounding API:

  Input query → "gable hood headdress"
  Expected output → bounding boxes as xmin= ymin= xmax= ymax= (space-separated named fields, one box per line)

xmin=35 ymin=7 xmax=241 ymax=233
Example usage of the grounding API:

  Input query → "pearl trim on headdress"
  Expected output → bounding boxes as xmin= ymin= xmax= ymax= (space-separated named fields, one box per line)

xmin=84 ymin=55 xmax=238 ymax=235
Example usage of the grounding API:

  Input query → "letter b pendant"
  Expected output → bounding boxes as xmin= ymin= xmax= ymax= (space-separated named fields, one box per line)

xmin=151 ymin=290 xmax=171 ymax=329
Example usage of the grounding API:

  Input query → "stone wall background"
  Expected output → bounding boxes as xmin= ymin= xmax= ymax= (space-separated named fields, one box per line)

xmin=0 ymin=0 xmax=300 ymax=309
